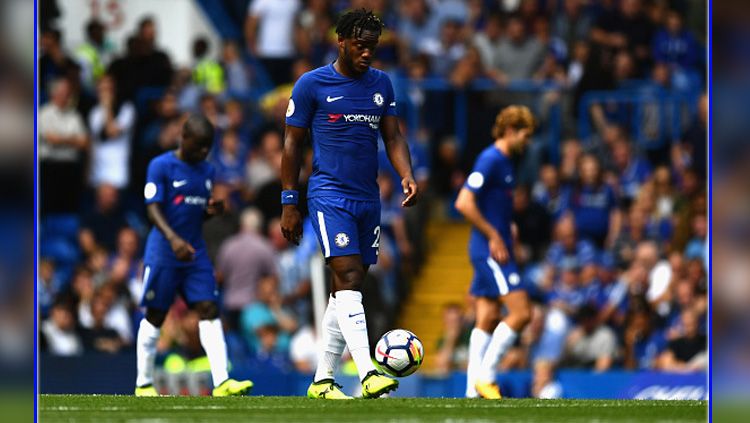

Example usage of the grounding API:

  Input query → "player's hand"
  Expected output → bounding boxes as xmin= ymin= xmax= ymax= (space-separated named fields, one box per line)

xmin=281 ymin=205 xmax=303 ymax=245
xmin=170 ymin=236 xmax=196 ymax=261
xmin=401 ymin=176 xmax=418 ymax=207
xmin=489 ymin=235 xmax=509 ymax=265
xmin=206 ymin=198 xmax=225 ymax=216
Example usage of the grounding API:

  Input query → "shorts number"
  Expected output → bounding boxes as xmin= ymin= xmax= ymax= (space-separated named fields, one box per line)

xmin=372 ymin=226 xmax=381 ymax=249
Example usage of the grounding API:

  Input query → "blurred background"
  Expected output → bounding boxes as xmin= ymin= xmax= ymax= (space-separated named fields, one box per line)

xmin=37 ymin=0 xmax=708 ymax=400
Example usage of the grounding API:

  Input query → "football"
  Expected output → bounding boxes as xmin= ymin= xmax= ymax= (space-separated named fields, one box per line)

xmin=374 ymin=329 xmax=424 ymax=377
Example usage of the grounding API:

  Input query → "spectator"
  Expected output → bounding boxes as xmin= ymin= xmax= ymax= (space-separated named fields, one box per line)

xmin=491 ymin=15 xmax=545 ymax=83
xmin=267 ymin=217 xmax=313 ymax=325
xmin=39 ymin=27 xmax=77 ymax=102
xmin=108 ymin=227 xmax=141 ymax=288
xmin=41 ymin=300 xmax=83 ymax=356
xmin=249 ymin=323 xmax=294 ymax=372
xmin=512 ymin=184 xmax=552 ymax=262
xmin=211 ymin=130 xmax=248 ymax=196
xmin=221 ymin=40 xmax=251 ymax=95
xmin=135 ymin=17 xmax=174 ymax=89
xmin=240 ymin=277 xmax=298 ymax=354
xmin=418 ymin=17 xmax=467 ymax=78
xmin=294 ymin=0 xmax=335 ymax=68
xmin=472 ymin=13 xmax=503 ymax=73
xmin=665 ymin=279 xmax=707 ymax=340
xmin=536 ymin=260 xmax=586 ymax=363
xmin=78 ymin=183 xmax=130 ymax=255
xmin=622 ymin=297 xmax=666 ymax=369
xmin=397 ymin=0 xmax=440 ymax=59
xmin=203 ymin=184 xmax=241 ymax=263
xmin=39 ymin=78 xmax=89 ymax=214
xmin=192 ymin=37 xmax=225 ymax=95
xmin=566 ymin=154 xmax=621 ymax=248
xmin=657 ymin=310 xmax=707 ymax=371
xmin=652 ymin=11 xmax=703 ymax=75
xmin=634 ymin=240 xmax=673 ymax=317
xmin=88 ymin=74 xmax=136 ymax=190
xmin=673 ymin=93 xmax=707 ymax=179
xmin=81 ymin=292 xmax=126 ymax=353
xmin=216 ymin=208 xmax=278 ymax=329
xmin=612 ymin=139 xmax=652 ymax=201
xmin=590 ymin=0 xmax=655 ymax=73
xmin=75 ymin=19 xmax=113 ymax=92
xmin=552 ymin=0 xmax=593 ymax=55
xmin=532 ymin=164 xmax=568 ymax=222
xmin=434 ymin=303 xmax=470 ymax=373
xmin=289 ymin=322 xmax=319 ymax=374
xmin=39 ymin=259 xmax=62 ymax=317
xmin=564 ymin=304 xmax=618 ymax=371
xmin=245 ymin=0 xmax=301 ymax=85
xmin=612 ymin=205 xmax=653 ymax=267
xmin=683 ymin=214 xmax=707 ymax=263
xmin=540 ymin=215 xmax=597 ymax=292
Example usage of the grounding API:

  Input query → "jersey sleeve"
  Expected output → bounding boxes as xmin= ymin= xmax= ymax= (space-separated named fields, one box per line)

xmin=464 ymin=154 xmax=494 ymax=194
xmin=285 ymin=73 xmax=315 ymax=129
xmin=144 ymin=159 xmax=166 ymax=205
xmin=383 ymin=73 xmax=397 ymax=117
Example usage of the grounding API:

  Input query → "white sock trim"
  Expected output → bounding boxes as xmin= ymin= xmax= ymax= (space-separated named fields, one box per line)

xmin=198 ymin=318 xmax=230 ymax=387
xmin=136 ymin=319 xmax=161 ymax=387
xmin=477 ymin=322 xmax=518 ymax=384
xmin=466 ymin=328 xmax=491 ymax=397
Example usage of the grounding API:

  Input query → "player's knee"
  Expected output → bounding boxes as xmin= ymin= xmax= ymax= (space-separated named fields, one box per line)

xmin=334 ymin=266 xmax=364 ymax=291
xmin=513 ymin=305 xmax=532 ymax=329
xmin=145 ymin=309 xmax=167 ymax=327
xmin=194 ymin=301 xmax=219 ymax=320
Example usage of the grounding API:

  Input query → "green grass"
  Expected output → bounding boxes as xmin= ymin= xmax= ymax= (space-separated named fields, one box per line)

xmin=40 ymin=395 xmax=707 ymax=423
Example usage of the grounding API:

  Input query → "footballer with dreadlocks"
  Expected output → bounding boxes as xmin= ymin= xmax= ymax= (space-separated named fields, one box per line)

xmin=281 ymin=9 xmax=418 ymax=399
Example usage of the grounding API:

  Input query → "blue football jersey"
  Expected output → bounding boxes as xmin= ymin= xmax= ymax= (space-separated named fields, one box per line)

xmin=285 ymin=63 xmax=397 ymax=201
xmin=143 ymin=151 xmax=215 ymax=266
xmin=465 ymin=146 xmax=515 ymax=260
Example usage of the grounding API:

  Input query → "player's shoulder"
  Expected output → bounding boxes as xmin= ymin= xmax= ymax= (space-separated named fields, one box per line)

xmin=296 ymin=64 xmax=333 ymax=84
xmin=365 ymin=67 xmax=394 ymax=86
xmin=476 ymin=145 xmax=504 ymax=164
xmin=149 ymin=150 xmax=177 ymax=167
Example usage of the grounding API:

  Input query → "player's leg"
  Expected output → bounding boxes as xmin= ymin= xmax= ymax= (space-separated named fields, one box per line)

xmin=306 ymin=198 xmax=351 ymax=398
xmin=135 ymin=264 xmax=176 ymax=396
xmin=466 ymin=297 xmax=499 ymax=398
xmin=307 ymin=292 xmax=351 ymax=399
xmin=184 ymin=264 xmax=252 ymax=396
xmin=476 ymin=290 xmax=532 ymax=399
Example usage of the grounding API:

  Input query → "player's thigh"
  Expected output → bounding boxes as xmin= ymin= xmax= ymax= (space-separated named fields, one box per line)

xmin=308 ymin=197 xmax=361 ymax=260
xmin=354 ymin=199 xmax=381 ymax=266
xmin=179 ymin=260 xmax=219 ymax=306
xmin=140 ymin=264 xmax=181 ymax=311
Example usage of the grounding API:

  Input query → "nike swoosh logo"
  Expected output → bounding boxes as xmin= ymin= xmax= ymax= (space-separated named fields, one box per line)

xmin=172 ymin=180 xmax=188 ymax=188
xmin=389 ymin=102 xmax=396 ymax=107
xmin=326 ymin=95 xmax=344 ymax=103
xmin=348 ymin=312 xmax=364 ymax=318
xmin=285 ymin=195 xmax=294 ymax=199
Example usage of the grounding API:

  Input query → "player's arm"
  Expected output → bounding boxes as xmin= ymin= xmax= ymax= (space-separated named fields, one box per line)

xmin=280 ymin=125 xmax=307 ymax=245
xmin=146 ymin=203 xmax=195 ymax=261
xmin=454 ymin=187 xmax=509 ymax=264
xmin=380 ymin=115 xmax=417 ymax=207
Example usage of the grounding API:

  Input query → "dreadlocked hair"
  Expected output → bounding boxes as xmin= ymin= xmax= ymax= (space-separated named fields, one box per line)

xmin=335 ymin=8 xmax=384 ymax=39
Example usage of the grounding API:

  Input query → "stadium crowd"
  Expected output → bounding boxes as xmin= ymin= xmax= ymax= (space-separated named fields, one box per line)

xmin=38 ymin=0 xmax=706 ymax=389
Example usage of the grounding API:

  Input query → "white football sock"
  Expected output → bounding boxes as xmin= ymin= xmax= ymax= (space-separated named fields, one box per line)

xmin=135 ymin=319 xmax=161 ymax=387
xmin=314 ymin=295 xmax=347 ymax=382
xmin=466 ymin=328 xmax=491 ymax=397
xmin=477 ymin=322 xmax=518 ymax=384
xmin=335 ymin=290 xmax=377 ymax=381
xmin=198 ymin=319 xmax=230 ymax=387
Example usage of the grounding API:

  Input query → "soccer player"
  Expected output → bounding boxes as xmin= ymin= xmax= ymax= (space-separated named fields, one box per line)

xmin=134 ymin=115 xmax=253 ymax=397
xmin=455 ymin=106 xmax=536 ymax=399
xmin=281 ymin=9 xmax=418 ymax=399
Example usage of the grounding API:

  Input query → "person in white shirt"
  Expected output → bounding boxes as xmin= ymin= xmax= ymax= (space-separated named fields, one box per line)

xmin=39 ymin=78 xmax=89 ymax=213
xmin=88 ymin=75 xmax=136 ymax=190
xmin=245 ymin=0 xmax=301 ymax=85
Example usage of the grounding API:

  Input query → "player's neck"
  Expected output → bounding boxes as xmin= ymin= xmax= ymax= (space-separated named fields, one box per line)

xmin=494 ymin=138 xmax=511 ymax=156
xmin=333 ymin=58 xmax=363 ymax=79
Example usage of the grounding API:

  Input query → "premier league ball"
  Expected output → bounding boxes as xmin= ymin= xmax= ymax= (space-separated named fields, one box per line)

xmin=374 ymin=329 xmax=424 ymax=377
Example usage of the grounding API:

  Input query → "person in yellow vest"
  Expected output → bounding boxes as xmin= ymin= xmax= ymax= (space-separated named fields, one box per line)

xmin=192 ymin=37 xmax=226 ymax=95
xmin=75 ymin=20 xmax=112 ymax=92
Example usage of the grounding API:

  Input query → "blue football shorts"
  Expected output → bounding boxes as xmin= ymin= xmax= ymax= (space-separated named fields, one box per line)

xmin=470 ymin=257 xmax=525 ymax=298
xmin=308 ymin=197 xmax=381 ymax=265
xmin=140 ymin=258 xmax=218 ymax=310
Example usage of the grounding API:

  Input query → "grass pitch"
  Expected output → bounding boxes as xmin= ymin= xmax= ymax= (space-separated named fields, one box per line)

xmin=40 ymin=395 xmax=706 ymax=422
